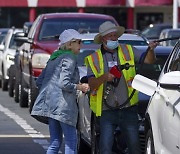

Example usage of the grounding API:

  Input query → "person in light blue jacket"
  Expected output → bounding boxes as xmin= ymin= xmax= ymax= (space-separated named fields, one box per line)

xmin=31 ymin=29 xmax=89 ymax=154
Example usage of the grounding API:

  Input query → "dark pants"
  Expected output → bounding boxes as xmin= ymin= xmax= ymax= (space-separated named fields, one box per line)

xmin=99 ymin=106 xmax=141 ymax=154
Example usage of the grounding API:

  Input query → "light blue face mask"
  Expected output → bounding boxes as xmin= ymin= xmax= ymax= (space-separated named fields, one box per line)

xmin=106 ymin=40 xmax=119 ymax=50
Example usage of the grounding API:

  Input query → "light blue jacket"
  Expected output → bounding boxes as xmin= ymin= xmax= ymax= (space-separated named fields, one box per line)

xmin=31 ymin=53 xmax=80 ymax=127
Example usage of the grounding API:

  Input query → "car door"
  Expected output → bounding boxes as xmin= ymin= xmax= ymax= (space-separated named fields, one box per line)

xmin=158 ymin=42 xmax=180 ymax=153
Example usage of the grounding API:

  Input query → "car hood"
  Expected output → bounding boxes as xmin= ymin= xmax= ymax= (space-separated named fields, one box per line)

xmin=35 ymin=41 xmax=59 ymax=55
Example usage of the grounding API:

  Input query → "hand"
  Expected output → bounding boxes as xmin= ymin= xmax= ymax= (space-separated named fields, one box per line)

xmin=110 ymin=65 xmax=122 ymax=78
xmin=105 ymin=72 xmax=115 ymax=82
xmin=148 ymin=41 xmax=159 ymax=50
xmin=77 ymin=83 xmax=90 ymax=93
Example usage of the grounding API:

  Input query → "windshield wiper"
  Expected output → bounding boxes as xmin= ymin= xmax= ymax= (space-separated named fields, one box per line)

xmin=41 ymin=34 xmax=59 ymax=40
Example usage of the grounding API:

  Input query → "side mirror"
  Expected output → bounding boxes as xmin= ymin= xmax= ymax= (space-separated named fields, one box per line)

xmin=132 ymin=71 xmax=180 ymax=96
xmin=15 ymin=32 xmax=25 ymax=37
xmin=14 ymin=36 xmax=28 ymax=43
xmin=23 ymin=22 xmax=32 ymax=37
xmin=159 ymin=71 xmax=180 ymax=90
xmin=132 ymin=74 xmax=157 ymax=96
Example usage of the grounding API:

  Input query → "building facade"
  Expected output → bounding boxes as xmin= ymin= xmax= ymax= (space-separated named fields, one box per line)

xmin=0 ymin=0 xmax=179 ymax=30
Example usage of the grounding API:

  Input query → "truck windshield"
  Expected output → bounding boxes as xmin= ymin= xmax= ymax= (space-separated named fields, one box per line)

xmin=39 ymin=18 xmax=116 ymax=40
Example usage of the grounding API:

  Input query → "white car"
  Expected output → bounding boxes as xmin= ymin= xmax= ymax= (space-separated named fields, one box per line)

xmin=132 ymin=40 xmax=180 ymax=154
xmin=0 ymin=28 xmax=23 ymax=90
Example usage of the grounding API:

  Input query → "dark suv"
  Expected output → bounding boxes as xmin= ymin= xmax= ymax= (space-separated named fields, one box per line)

xmin=141 ymin=23 xmax=180 ymax=41
xmin=15 ymin=13 xmax=118 ymax=108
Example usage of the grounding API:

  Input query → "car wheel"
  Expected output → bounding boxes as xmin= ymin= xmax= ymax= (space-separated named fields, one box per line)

xmin=14 ymin=69 xmax=20 ymax=103
xmin=91 ymin=116 xmax=100 ymax=154
xmin=145 ymin=129 xmax=155 ymax=154
xmin=8 ymin=65 xmax=15 ymax=97
xmin=19 ymin=74 xmax=28 ymax=107
xmin=29 ymin=76 xmax=39 ymax=113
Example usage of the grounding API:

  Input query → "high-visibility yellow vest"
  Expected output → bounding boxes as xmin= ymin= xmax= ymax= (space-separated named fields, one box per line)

xmin=85 ymin=45 xmax=138 ymax=116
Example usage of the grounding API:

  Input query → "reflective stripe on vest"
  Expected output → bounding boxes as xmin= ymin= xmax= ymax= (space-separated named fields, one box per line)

xmin=85 ymin=50 xmax=104 ymax=116
xmin=85 ymin=45 xmax=138 ymax=116
xmin=118 ymin=45 xmax=139 ymax=106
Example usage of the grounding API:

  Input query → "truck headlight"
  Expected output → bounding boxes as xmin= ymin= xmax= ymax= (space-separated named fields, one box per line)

xmin=32 ymin=53 xmax=50 ymax=68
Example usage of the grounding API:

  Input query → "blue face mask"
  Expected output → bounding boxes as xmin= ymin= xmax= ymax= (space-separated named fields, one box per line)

xmin=106 ymin=40 xmax=119 ymax=50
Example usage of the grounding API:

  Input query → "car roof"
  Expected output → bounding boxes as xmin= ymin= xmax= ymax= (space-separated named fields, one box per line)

xmin=0 ymin=28 xmax=9 ymax=35
xmin=119 ymin=33 xmax=145 ymax=41
xmin=81 ymin=33 xmax=146 ymax=41
xmin=161 ymin=28 xmax=180 ymax=32
xmin=7 ymin=28 xmax=23 ymax=34
xmin=0 ymin=28 xmax=9 ymax=32
xmin=149 ymin=23 xmax=172 ymax=27
xmin=41 ymin=12 xmax=116 ymax=20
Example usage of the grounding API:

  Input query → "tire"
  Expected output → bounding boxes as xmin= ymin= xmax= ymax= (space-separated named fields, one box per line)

xmin=19 ymin=74 xmax=28 ymax=107
xmin=91 ymin=116 xmax=100 ymax=154
xmin=29 ymin=76 xmax=39 ymax=113
xmin=8 ymin=65 xmax=15 ymax=97
xmin=145 ymin=129 xmax=155 ymax=154
xmin=14 ymin=69 xmax=20 ymax=103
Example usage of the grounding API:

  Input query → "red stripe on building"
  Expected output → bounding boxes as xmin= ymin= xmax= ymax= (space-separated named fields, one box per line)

xmin=37 ymin=0 xmax=77 ymax=7
xmin=0 ymin=0 xmax=28 ymax=7
xmin=86 ymin=0 xmax=125 ymax=6
xmin=135 ymin=0 xmax=173 ymax=6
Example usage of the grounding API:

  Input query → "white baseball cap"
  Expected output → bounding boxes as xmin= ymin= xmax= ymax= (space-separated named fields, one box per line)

xmin=59 ymin=29 xmax=83 ymax=46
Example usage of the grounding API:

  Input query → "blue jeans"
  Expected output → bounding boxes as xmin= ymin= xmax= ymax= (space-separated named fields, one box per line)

xmin=46 ymin=118 xmax=77 ymax=154
xmin=99 ymin=106 xmax=141 ymax=154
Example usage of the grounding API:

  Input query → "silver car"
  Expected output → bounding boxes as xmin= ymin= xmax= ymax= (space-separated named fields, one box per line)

xmin=0 ymin=28 xmax=23 ymax=90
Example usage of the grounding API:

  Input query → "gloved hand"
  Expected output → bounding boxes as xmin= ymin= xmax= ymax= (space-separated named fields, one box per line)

xmin=110 ymin=65 xmax=122 ymax=78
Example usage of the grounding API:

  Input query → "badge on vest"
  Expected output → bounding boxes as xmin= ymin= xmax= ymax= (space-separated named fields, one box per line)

xmin=108 ymin=61 xmax=117 ymax=68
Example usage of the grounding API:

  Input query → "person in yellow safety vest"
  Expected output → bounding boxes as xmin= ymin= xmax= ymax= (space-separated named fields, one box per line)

xmin=85 ymin=21 xmax=158 ymax=154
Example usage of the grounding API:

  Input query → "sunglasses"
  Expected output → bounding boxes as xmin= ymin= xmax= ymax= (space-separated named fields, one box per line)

xmin=71 ymin=40 xmax=82 ymax=44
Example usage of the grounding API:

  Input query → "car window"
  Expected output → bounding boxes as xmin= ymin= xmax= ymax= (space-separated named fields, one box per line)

xmin=0 ymin=31 xmax=7 ymax=43
xmin=119 ymin=40 xmax=147 ymax=46
xmin=163 ymin=42 xmax=180 ymax=73
xmin=77 ymin=50 xmax=95 ymax=66
xmin=168 ymin=31 xmax=180 ymax=46
xmin=142 ymin=27 xmax=162 ymax=38
xmin=142 ymin=25 xmax=172 ymax=39
xmin=136 ymin=47 xmax=171 ymax=80
xmin=169 ymin=45 xmax=180 ymax=71
xmin=9 ymin=34 xmax=24 ymax=49
xmin=38 ymin=18 xmax=115 ymax=40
